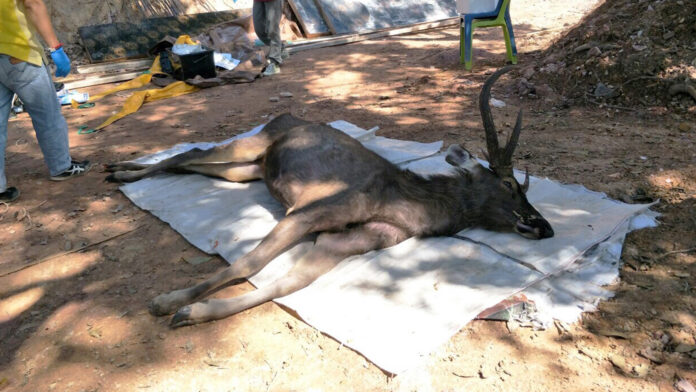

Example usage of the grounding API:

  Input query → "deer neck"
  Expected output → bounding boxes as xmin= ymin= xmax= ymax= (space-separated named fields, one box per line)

xmin=389 ymin=170 xmax=486 ymax=236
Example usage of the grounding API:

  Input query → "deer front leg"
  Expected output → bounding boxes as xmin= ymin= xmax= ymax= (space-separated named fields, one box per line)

xmin=106 ymin=134 xmax=272 ymax=183
xmin=149 ymin=214 xmax=314 ymax=316
xmin=169 ymin=222 xmax=409 ymax=327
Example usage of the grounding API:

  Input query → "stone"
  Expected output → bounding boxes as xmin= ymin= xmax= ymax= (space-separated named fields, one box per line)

xmin=522 ymin=66 xmax=536 ymax=79
xmin=587 ymin=46 xmax=602 ymax=57
xmin=269 ymin=96 xmax=280 ymax=102
xmin=678 ymin=122 xmax=692 ymax=132
xmin=517 ymin=78 xmax=535 ymax=95
xmin=279 ymin=91 xmax=293 ymax=98
xmin=594 ymin=83 xmax=617 ymax=98
xmin=535 ymin=84 xmax=557 ymax=99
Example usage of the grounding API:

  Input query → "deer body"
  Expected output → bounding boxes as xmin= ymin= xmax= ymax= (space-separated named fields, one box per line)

xmin=106 ymin=67 xmax=553 ymax=327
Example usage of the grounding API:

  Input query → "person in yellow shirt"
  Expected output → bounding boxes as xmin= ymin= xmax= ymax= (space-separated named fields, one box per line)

xmin=0 ymin=0 xmax=91 ymax=202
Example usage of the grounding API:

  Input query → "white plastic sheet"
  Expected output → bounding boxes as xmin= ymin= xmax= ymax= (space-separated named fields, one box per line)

xmin=121 ymin=121 xmax=656 ymax=373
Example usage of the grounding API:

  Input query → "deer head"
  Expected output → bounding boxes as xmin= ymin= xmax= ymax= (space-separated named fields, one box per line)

xmin=445 ymin=67 xmax=554 ymax=240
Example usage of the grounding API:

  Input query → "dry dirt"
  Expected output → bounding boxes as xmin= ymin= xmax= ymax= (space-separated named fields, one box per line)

xmin=1 ymin=1 xmax=696 ymax=391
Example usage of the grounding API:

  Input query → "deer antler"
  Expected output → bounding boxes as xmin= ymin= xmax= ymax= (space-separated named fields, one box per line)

xmin=479 ymin=67 xmax=522 ymax=178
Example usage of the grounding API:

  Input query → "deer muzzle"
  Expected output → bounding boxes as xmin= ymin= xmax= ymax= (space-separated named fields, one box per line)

xmin=514 ymin=217 xmax=554 ymax=240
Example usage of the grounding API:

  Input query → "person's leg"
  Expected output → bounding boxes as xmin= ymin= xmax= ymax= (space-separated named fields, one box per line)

xmin=6 ymin=60 xmax=71 ymax=176
xmin=253 ymin=1 xmax=270 ymax=47
xmin=265 ymin=0 xmax=283 ymax=65
xmin=0 ymin=59 xmax=12 ymax=193
xmin=16 ymin=65 xmax=71 ymax=176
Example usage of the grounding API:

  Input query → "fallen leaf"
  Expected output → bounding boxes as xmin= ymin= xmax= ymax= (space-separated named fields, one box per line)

xmin=182 ymin=256 xmax=213 ymax=265
xmin=88 ymin=327 xmax=102 ymax=339
xmin=608 ymin=355 xmax=649 ymax=378
xmin=594 ymin=328 xmax=631 ymax=339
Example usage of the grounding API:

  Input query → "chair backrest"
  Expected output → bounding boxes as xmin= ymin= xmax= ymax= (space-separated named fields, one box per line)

xmin=457 ymin=0 xmax=509 ymax=18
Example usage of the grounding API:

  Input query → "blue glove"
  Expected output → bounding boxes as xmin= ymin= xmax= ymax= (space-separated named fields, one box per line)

xmin=50 ymin=46 xmax=71 ymax=77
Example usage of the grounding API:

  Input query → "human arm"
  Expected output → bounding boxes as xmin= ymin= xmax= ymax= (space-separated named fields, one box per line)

xmin=21 ymin=0 xmax=60 ymax=48
xmin=21 ymin=0 xmax=70 ymax=76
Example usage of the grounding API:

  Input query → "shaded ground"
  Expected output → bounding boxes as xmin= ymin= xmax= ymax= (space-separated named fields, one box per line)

xmin=1 ymin=0 xmax=695 ymax=391
xmin=536 ymin=0 xmax=696 ymax=113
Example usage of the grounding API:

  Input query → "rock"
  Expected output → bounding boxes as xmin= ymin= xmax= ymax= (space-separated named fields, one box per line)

xmin=638 ymin=348 xmax=664 ymax=364
xmin=540 ymin=63 xmax=560 ymax=73
xmin=632 ymin=44 xmax=648 ymax=52
xmin=279 ymin=91 xmax=293 ymax=98
xmin=489 ymin=98 xmax=506 ymax=108
xmin=269 ymin=96 xmax=280 ymax=102
xmin=517 ymin=78 xmax=535 ymax=95
xmin=673 ymin=343 xmax=696 ymax=353
xmin=663 ymin=31 xmax=675 ymax=40
xmin=522 ymin=66 xmax=536 ymax=79
xmin=675 ymin=379 xmax=696 ymax=392
xmin=678 ymin=122 xmax=692 ymax=132
xmin=64 ymin=240 xmax=72 ymax=251
xmin=535 ymin=84 xmax=558 ymax=100
xmin=594 ymin=83 xmax=617 ymax=98
xmin=587 ymin=46 xmax=602 ymax=57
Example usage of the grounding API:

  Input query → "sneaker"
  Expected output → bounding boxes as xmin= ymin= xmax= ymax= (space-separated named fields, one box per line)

xmin=50 ymin=160 xmax=92 ymax=181
xmin=0 ymin=186 xmax=20 ymax=202
xmin=281 ymin=48 xmax=289 ymax=60
xmin=262 ymin=62 xmax=281 ymax=77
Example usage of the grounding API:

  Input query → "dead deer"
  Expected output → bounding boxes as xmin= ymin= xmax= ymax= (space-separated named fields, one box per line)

xmin=106 ymin=67 xmax=553 ymax=327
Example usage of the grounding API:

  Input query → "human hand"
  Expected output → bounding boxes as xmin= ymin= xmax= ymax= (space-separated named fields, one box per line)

xmin=50 ymin=46 xmax=71 ymax=77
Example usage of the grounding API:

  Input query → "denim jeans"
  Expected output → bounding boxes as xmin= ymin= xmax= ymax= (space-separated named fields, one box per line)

xmin=0 ymin=54 xmax=71 ymax=192
xmin=253 ymin=0 xmax=284 ymax=65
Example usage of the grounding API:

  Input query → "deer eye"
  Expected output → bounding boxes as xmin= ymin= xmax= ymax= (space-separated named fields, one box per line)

xmin=502 ymin=179 xmax=515 ymax=191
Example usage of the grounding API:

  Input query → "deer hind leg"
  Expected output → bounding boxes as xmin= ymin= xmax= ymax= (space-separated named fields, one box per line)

xmin=106 ymin=134 xmax=273 ymax=183
xmin=171 ymin=162 xmax=264 ymax=182
xmin=149 ymin=213 xmax=317 ymax=317
xmin=169 ymin=222 xmax=409 ymax=327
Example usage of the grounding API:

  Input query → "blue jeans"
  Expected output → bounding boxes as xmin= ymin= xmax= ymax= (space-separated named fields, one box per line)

xmin=0 ymin=54 xmax=71 ymax=192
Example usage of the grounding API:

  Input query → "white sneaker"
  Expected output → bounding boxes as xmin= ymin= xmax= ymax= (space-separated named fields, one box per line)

xmin=50 ymin=160 xmax=92 ymax=181
xmin=262 ymin=62 xmax=281 ymax=76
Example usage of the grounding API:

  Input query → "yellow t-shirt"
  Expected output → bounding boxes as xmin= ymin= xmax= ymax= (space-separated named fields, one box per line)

xmin=0 ymin=0 xmax=45 ymax=66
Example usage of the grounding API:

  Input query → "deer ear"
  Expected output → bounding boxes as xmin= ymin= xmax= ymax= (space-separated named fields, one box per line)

xmin=445 ymin=144 xmax=479 ymax=171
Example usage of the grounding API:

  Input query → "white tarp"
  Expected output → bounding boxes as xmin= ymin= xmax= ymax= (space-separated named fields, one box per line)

xmin=121 ymin=121 xmax=656 ymax=374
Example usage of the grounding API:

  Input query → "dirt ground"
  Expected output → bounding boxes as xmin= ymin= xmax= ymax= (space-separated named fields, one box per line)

xmin=1 ymin=1 xmax=695 ymax=391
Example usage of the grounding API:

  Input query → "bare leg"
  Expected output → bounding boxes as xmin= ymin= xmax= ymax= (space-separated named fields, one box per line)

xmin=169 ymin=222 xmax=409 ymax=327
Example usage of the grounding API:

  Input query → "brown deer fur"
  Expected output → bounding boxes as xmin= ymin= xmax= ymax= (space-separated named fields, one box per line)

xmin=106 ymin=67 xmax=553 ymax=327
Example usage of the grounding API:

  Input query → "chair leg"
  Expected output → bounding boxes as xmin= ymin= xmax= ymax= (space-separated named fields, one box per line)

xmin=463 ymin=18 xmax=474 ymax=70
xmin=503 ymin=11 xmax=518 ymax=64
xmin=459 ymin=22 xmax=466 ymax=65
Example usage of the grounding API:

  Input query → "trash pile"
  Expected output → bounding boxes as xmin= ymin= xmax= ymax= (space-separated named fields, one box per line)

xmin=519 ymin=0 xmax=696 ymax=113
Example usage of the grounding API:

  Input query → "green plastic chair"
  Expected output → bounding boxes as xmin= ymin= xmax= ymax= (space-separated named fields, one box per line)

xmin=459 ymin=0 xmax=518 ymax=70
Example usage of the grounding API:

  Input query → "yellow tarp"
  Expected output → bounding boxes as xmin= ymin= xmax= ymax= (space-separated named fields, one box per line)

xmin=80 ymin=35 xmax=201 ymax=130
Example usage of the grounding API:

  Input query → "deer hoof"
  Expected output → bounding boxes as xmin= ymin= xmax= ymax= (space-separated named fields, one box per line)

xmin=170 ymin=306 xmax=195 ymax=328
xmin=105 ymin=173 xmax=121 ymax=183
xmin=149 ymin=293 xmax=186 ymax=316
